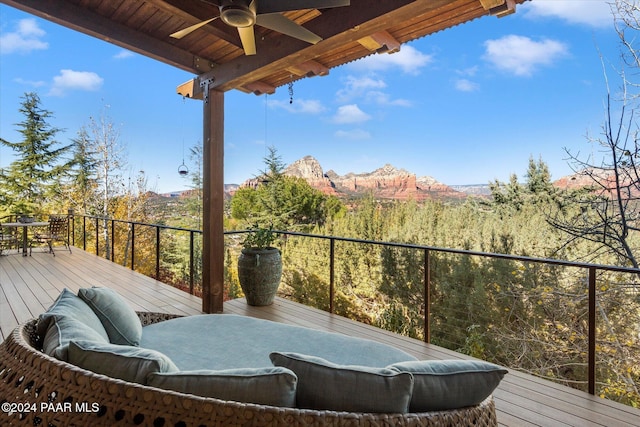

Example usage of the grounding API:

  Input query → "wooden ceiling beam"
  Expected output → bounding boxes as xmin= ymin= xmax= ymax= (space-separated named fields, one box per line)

xmin=147 ymin=0 xmax=242 ymax=47
xmin=201 ymin=0 xmax=443 ymax=91
xmin=0 ymin=0 xmax=209 ymax=74
xmin=358 ymin=31 xmax=401 ymax=54
xmin=176 ymin=78 xmax=203 ymax=100
xmin=478 ymin=0 xmax=504 ymax=9
xmin=241 ymin=81 xmax=276 ymax=95
xmin=491 ymin=0 xmax=517 ymax=17
xmin=287 ymin=60 xmax=330 ymax=77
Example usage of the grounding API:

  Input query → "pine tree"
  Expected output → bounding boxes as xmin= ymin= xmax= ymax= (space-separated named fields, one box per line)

xmin=64 ymin=126 xmax=99 ymax=214
xmin=0 ymin=92 xmax=71 ymax=215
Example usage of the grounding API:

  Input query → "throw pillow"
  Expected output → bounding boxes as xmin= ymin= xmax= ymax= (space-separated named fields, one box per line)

xmin=270 ymin=351 xmax=413 ymax=413
xmin=38 ymin=288 xmax=108 ymax=340
xmin=78 ymin=286 xmax=142 ymax=345
xmin=148 ymin=367 xmax=298 ymax=407
xmin=68 ymin=340 xmax=178 ymax=384
xmin=42 ymin=315 xmax=109 ymax=361
xmin=387 ymin=359 xmax=508 ymax=411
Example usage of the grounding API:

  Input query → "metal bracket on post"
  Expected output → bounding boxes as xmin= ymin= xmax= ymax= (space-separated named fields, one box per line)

xmin=200 ymin=77 xmax=215 ymax=104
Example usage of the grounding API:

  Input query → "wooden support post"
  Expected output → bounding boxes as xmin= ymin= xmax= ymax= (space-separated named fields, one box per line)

xmin=201 ymin=80 xmax=225 ymax=313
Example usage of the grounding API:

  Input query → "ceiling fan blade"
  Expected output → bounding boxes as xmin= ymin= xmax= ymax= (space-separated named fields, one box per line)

xmin=256 ymin=13 xmax=321 ymax=44
xmin=170 ymin=17 xmax=218 ymax=39
xmin=238 ymin=26 xmax=257 ymax=55
xmin=257 ymin=0 xmax=350 ymax=14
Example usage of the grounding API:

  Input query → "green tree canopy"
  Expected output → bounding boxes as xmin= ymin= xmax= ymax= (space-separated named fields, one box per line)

xmin=489 ymin=156 xmax=557 ymax=211
xmin=0 ymin=92 xmax=72 ymax=215
xmin=230 ymin=147 xmax=344 ymax=230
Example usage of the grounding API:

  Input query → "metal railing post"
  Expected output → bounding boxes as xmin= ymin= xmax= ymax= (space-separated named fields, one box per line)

xmin=190 ymin=231 xmax=195 ymax=294
xmin=130 ymin=223 xmax=135 ymax=270
xmin=111 ymin=220 xmax=115 ymax=262
xmin=588 ymin=266 xmax=596 ymax=395
xmin=424 ymin=248 xmax=431 ymax=343
xmin=95 ymin=217 xmax=99 ymax=256
xmin=156 ymin=226 xmax=161 ymax=279
xmin=71 ymin=215 xmax=75 ymax=246
xmin=329 ymin=238 xmax=335 ymax=314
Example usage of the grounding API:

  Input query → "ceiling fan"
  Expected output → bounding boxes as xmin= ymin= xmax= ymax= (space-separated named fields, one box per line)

xmin=170 ymin=0 xmax=350 ymax=55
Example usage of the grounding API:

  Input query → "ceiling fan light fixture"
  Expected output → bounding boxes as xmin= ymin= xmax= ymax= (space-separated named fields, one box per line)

xmin=220 ymin=5 xmax=256 ymax=28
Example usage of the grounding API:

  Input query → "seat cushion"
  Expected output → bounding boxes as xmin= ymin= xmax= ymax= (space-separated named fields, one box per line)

xmin=78 ymin=287 xmax=142 ymax=346
xmin=68 ymin=340 xmax=178 ymax=385
xmin=148 ymin=367 xmax=298 ymax=407
xmin=387 ymin=359 xmax=508 ymax=411
xmin=270 ymin=352 xmax=414 ymax=413
xmin=140 ymin=314 xmax=416 ymax=371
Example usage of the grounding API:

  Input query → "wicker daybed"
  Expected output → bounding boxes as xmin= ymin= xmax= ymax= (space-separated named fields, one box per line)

xmin=0 ymin=311 xmax=499 ymax=427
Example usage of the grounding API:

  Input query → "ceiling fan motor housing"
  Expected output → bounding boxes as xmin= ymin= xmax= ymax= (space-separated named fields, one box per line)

xmin=220 ymin=3 xmax=256 ymax=28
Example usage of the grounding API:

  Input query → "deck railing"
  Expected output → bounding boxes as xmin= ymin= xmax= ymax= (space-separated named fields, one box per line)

xmin=63 ymin=214 xmax=640 ymax=401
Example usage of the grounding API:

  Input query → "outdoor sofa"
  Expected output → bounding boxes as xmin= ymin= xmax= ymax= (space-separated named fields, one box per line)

xmin=0 ymin=287 xmax=506 ymax=426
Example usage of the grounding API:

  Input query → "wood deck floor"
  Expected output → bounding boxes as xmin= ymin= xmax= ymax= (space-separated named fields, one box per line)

xmin=1 ymin=248 xmax=639 ymax=426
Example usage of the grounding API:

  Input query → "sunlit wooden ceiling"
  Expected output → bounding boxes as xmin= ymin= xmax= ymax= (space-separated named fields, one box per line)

xmin=1 ymin=0 xmax=526 ymax=95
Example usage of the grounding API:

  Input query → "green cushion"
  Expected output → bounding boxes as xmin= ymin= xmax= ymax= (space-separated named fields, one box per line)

xmin=42 ymin=315 xmax=109 ymax=361
xmin=140 ymin=314 xmax=416 ymax=371
xmin=38 ymin=288 xmax=108 ymax=340
xmin=68 ymin=340 xmax=179 ymax=385
xmin=78 ymin=287 xmax=142 ymax=346
xmin=148 ymin=367 xmax=298 ymax=407
xmin=270 ymin=352 xmax=413 ymax=413
xmin=387 ymin=360 xmax=508 ymax=411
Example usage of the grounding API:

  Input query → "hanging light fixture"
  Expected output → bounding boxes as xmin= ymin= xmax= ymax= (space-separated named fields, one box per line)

xmin=178 ymin=97 xmax=189 ymax=177
xmin=178 ymin=144 xmax=189 ymax=176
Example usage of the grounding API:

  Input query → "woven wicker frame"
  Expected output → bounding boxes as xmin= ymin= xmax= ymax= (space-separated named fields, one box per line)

xmin=0 ymin=312 xmax=498 ymax=426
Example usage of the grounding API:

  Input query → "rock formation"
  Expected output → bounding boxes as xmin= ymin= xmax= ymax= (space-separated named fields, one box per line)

xmin=281 ymin=156 xmax=464 ymax=200
xmin=284 ymin=156 xmax=337 ymax=195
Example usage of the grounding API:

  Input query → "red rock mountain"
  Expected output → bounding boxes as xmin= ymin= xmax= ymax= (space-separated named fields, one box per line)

xmin=554 ymin=168 xmax=612 ymax=190
xmin=282 ymin=156 xmax=464 ymax=200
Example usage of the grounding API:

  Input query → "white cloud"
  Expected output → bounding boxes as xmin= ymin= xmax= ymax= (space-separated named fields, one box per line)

xmin=113 ymin=50 xmax=134 ymax=59
xmin=268 ymin=98 xmax=326 ymax=114
xmin=349 ymin=45 xmax=433 ymax=75
xmin=13 ymin=77 xmax=46 ymax=88
xmin=336 ymin=75 xmax=386 ymax=102
xmin=365 ymin=91 xmax=412 ymax=106
xmin=454 ymin=79 xmax=479 ymax=92
xmin=483 ymin=35 xmax=568 ymax=77
xmin=0 ymin=18 xmax=48 ymax=54
xmin=332 ymin=104 xmax=371 ymax=124
xmin=335 ymin=129 xmax=371 ymax=140
xmin=457 ymin=66 xmax=479 ymax=77
xmin=523 ymin=0 xmax=613 ymax=28
xmin=336 ymin=75 xmax=411 ymax=106
xmin=49 ymin=69 xmax=104 ymax=96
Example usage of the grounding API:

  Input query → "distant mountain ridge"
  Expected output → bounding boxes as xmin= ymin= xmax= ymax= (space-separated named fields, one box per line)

xmin=165 ymin=159 xmax=604 ymax=201
xmin=281 ymin=155 xmax=466 ymax=200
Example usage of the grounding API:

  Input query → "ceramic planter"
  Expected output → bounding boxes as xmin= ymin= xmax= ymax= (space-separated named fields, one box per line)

xmin=237 ymin=247 xmax=282 ymax=306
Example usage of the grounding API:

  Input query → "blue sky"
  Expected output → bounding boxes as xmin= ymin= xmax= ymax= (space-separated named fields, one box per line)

xmin=0 ymin=1 xmax=621 ymax=193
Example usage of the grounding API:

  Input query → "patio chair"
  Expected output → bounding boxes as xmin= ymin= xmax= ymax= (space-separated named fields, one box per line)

xmin=30 ymin=216 xmax=71 ymax=256
xmin=0 ymin=224 xmax=18 ymax=255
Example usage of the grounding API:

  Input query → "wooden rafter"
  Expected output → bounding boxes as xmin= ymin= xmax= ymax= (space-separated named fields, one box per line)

xmin=287 ymin=60 xmax=330 ymax=77
xmin=0 ymin=0 xmax=208 ymax=73
xmin=201 ymin=0 xmax=456 ymax=91
xmin=241 ymin=81 xmax=276 ymax=95
xmin=358 ymin=31 xmax=401 ymax=54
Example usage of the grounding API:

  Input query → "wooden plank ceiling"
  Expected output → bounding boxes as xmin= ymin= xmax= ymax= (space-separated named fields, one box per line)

xmin=0 ymin=0 xmax=526 ymax=96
